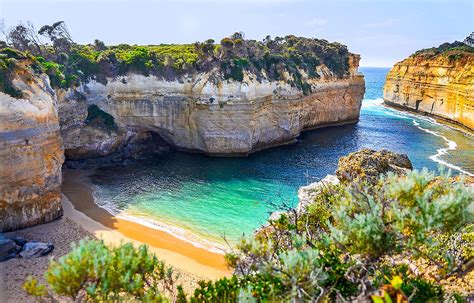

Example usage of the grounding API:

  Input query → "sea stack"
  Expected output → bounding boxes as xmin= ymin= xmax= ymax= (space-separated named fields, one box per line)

xmin=383 ymin=41 xmax=474 ymax=130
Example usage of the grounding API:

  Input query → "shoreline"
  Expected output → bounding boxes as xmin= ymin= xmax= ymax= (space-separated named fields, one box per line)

xmin=61 ymin=168 xmax=230 ymax=280
xmin=383 ymin=100 xmax=474 ymax=135
xmin=363 ymin=98 xmax=474 ymax=177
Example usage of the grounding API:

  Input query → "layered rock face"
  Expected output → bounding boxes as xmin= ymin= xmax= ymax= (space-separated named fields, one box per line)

xmin=383 ymin=52 xmax=474 ymax=130
xmin=58 ymin=90 xmax=169 ymax=161
xmin=65 ymin=54 xmax=364 ymax=156
xmin=57 ymin=90 xmax=127 ymax=159
xmin=0 ymin=48 xmax=363 ymax=230
xmin=0 ymin=63 xmax=64 ymax=232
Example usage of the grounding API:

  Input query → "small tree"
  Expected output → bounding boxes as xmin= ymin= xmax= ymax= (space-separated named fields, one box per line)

xmin=93 ymin=39 xmax=106 ymax=51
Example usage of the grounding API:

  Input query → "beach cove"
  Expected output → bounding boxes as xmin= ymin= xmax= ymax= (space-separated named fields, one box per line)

xmin=61 ymin=169 xmax=229 ymax=279
xmin=80 ymin=68 xmax=473 ymax=256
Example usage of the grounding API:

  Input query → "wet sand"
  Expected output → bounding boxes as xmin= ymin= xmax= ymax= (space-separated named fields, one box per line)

xmin=61 ymin=168 xmax=230 ymax=280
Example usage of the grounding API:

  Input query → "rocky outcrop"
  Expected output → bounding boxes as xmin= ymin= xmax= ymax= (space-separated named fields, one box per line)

xmin=57 ymin=89 xmax=127 ymax=159
xmin=1 ymin=40 xmax=364 ymax=231
xmin=64 ymin=54 xmax=364 ymax=156
xmin=383 ymin=48 xmax=474 ymax=130
xmin=336 ymin=148 xmax=412 ymax=184
xmin=0 ymin=61 xmax=64 ymax=232
xmin=0 ymin=235 xmax=54 ymax=261
xmin=296 ymin=149 xmax=412 ymax=213
xmin=262 ymin=149 xmax=413 ymax=232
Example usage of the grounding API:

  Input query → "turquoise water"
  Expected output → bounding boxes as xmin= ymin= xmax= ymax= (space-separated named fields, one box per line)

xmin=91 ymin=67 xmax=474 ymax=250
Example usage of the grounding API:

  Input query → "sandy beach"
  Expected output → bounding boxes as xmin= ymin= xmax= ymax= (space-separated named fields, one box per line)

xmin=61 ymin=168 xmax=230 ymax=279
xmin=1 ymin=168 xmax=230 ymax=302
xmin=1 ymin=217 xmax=94 ymax=303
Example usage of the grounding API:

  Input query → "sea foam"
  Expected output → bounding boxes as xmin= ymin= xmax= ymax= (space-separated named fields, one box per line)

xmin=90 ymin=184 xmax=228 ymax=254
xmin=365 ymin=98 xmax=473 ymax=176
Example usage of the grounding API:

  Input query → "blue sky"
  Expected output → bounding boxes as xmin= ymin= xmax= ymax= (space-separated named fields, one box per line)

xmin=1 ymin=0 xmax=472 ymax=67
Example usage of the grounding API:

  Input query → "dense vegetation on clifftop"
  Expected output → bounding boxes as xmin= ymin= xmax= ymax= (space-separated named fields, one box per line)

xmin=411 ymin=41 xmax=474 ymax=60
xmin=0 ymin=22 xmax=353 ymax=98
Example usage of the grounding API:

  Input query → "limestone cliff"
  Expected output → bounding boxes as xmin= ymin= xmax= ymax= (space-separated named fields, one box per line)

xmin=0 ymin=60 xmax=64 ymax=232
xmin=63 ymin=54 xmax=364 ymax=156
xmin=0 ymin=37 xmax=365 ymax=231
xmin=383 ymin=45 xmax=474 ymax=130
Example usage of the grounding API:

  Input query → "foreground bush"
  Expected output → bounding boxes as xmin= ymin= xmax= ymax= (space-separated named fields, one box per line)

xmin=24 ymin=240 xmax=178 ymax=302
xmin=225 ymin=169 xmax=473 ymax=301
xmin=24 ymin=169 xmax=473 ymax=302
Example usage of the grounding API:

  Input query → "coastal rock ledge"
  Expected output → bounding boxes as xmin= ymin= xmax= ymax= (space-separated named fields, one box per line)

xmin=0 ymin=38 xmax=364 ymax=231
xmin=383 ymin=42 xmax=474 ymax=130
xmin=63 ymin=54 xmax=365 ymax=156
xmin=0 ymin=62 xmax=64 ymax=232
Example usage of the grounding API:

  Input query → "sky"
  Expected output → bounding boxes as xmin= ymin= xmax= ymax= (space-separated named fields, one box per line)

xmin=0 ymin=0 xmax=472 ymax=67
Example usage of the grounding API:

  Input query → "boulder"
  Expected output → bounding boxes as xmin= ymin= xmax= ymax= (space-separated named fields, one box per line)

xmin=10 ymin=236 xmax=27 ymax=247
xmin=0 ymin=236 xmax=20 ymax=261
xmin=19 ymin=242 xmax=54 ymax=259
xmin=336 ymin=149 xmax=412 ymax=184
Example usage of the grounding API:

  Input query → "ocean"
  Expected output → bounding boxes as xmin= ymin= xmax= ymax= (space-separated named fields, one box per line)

xmin=89 ymin=67 xmax=474 ymax=251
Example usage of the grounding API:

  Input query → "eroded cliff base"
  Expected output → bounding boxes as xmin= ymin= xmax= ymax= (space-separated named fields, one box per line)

xmin=383 ymin=42 xmax=474 ymax=131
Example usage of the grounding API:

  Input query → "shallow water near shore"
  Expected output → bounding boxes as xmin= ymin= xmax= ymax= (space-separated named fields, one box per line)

xmin=89 ymin=67 xmax=474 ymax=250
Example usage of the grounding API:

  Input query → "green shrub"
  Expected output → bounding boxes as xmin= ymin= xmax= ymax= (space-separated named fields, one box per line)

xmin=325 ymin=170 xmax=473 ymax=264
xmin=24 ymin=239 xmax=177 ymax=302
xmin=0 ymin=47 xmax=27 ymax=60
xmin=228 ymin=169 xmax=473 ymax=300
xmin=85 ymin=104 xmax=117 ymax=130
xmin=24 ymin=167 xmax=472 ymax=302
xmin=401 ymin=277 xmax=443 ymax=302
xmin=412 ymin=41 xmax=474 ymax=59
xmin=2 ymin=32 xmax=353 ymax=92
xmin=0 ymin=48 xmax=24 ymax=97
xmin=221 ymin=57 xmax=249 ymax=81
xmin=220 ymin=38 xmax=235 ymax=48
xmin=186 ymin=274 xmax=284 ymax=302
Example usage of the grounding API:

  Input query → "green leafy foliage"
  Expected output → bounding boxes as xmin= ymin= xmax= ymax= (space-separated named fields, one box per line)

xmin=412 ymin=41 xmax=474 ymax=59
xmin=2 ymin=23 xmax=353 ymax=94
xmin=227 ymin=169 xmax=473 ymax=301
xmin=371 ymin=266 xmax=444 ymax=302
xmin=401 ymin=277 xmax=443 ymax=302
xmin=23 ymin=169 xmax=473 ymax=302
xmin=303 ymin=169 xmax=473 ymax=264
xmin=23 ymin=239 xmax=177 ymax=302
xmin=220 ymin=57 xmax=249 ymax=81
xmin=0 ymin=48 xmax=25 ymax=97
xmin=85 ymin=104 xmax=117 ymax=130
xmin=224 ymin=235 xmax=358 ymax=300
xmin=185 ymin=274 xmax=284 ymax=302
